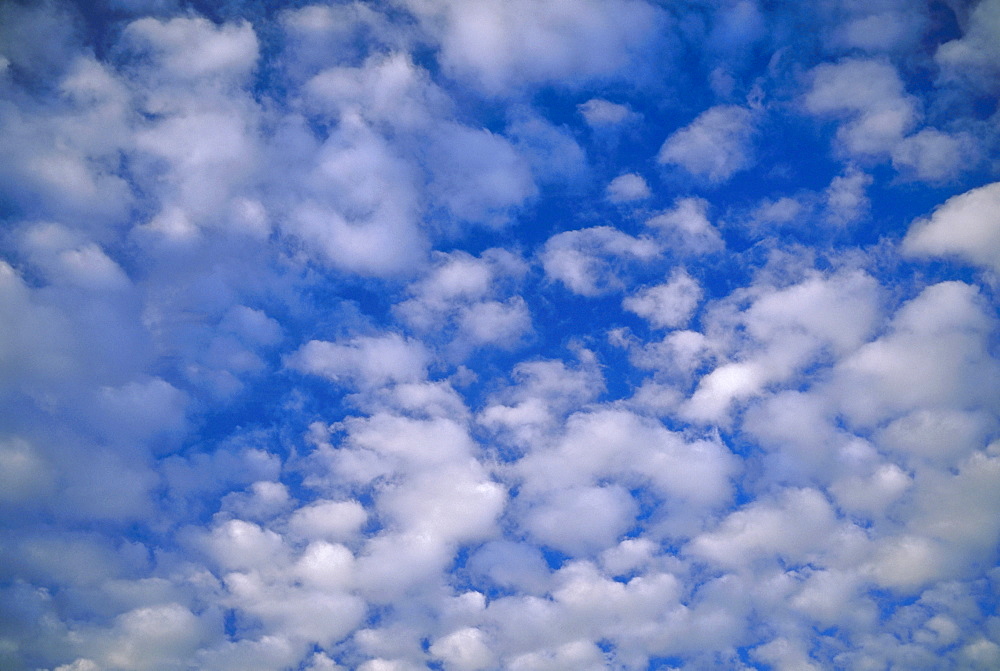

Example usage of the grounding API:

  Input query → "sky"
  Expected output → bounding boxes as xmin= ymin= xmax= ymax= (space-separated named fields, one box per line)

xmin=1 ymin=0 xmax=1000 ymax=669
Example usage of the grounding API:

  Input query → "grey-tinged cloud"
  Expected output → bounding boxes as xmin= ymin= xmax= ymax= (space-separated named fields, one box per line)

xmin=936 ymin=0 xmax=1000 ymax=92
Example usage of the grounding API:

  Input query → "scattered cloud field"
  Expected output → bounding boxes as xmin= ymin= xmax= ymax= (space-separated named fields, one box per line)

xmin=1 ymin=1 xmax=1000 ymax=669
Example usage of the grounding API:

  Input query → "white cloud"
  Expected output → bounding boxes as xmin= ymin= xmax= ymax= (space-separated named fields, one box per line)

xmin=0 ymin=53 xmax=134 ymax=224
xmin=429 ymin=627 xmax=494 ymax=671
xmin=891 ymin=128 xmax=975 ymax=182
xmin=122 ymin=16 xmax=258 ymax=82
xmin=425 ymin=124 xmax=536 ymax=225
xmin=896 ymin=450 xmax=1000 ymax=584
xmin=0 ymin=1 xmax=82 ymax=80
xmin=478 ymin=352 xmax=605 ymax=448
xmin=303 ymin=52 xmax=448 ymax=131
xmin=0 ymin=437 xmax=51 ymax=503
xmin=394 ymin=249 xmax=532 ymax=354
xmin=876 ymin=408 xmax=996 ymax=467
xmin=823 ymin=166 xmax=872 ymax=226
xmin=466 ymin=541 xmax=551 ymax=593
xmin=657 ymin=105 xmax=755 ymax=182
xmin=686 ymin=488 xmax=843 ymax=570
xmin=829 ymin=5 xmax=927 ymax=54
xmin=902 ymin=181 xmax=1000 ymax=273
xmin=804 ymin=58 xmax=917 ymax=155
xmin=3 ymin=2 xmax=1000 ymax=670
xmin=523 ymin=485 xmax=638 ymax=556
xmin=455 ymin=298 xmax=532 ymax=349
xmin=578 ymin=99 xmax=636 ymax=127
xmin=219 ymin=305 xmax=282 ymax=347
xmin=287 ymin=333 xmax=430 ymax=389
xmin=624 ymin=328 xmax=713 ymax=383
xmin=750 ymin=196 xmax=804 ymax=227
xmin=622 ymin=269 xmax=702 ymax=329
xmin=220 ymin=481 xmax=293 ymax=522
xmin=707 ymin=0 xmax=766 ymax=54
xmin=400 ymin=0 xmax=661 ymax=93
xmin=507 ymin=113 xmax=588 ymax=185
xmin=507 ymin=639 xmax=606 ymax=671
xmin=541 ymin=226 xmax=660 ymax=296
xmin=281 ymin=4 xmax=414 ymax=80
xmin=288 ymin=499 xmax=368 ymax=543
xmin=377 ymin=462 xmax=506 ymax=544
xmin=684 ymin=269 xmax=882 ymax=423
xmin=936 ymin=0 xmax=1000 ymax=91
xmin=606 ymin=173 xmax=650 ymax=202
xmin=513 ymin=408 xmax=738 ymax=541
xmin=95 ymin=603 xmax=210 ymax=671
xmin=92 ymin=377 xmax=188 ymax=451
xmin=286 ymin=116 xmax=426 ymax=276
xmin=804 ymin=57 xmax=976 ymax=180
xmin=18 ymin=222 xmax=131 ymax=292
xmin=833 ymin=281 xmax=1000 ymax=427
xmin=752 ymin=637 xmax=820 ymax=671
xmin=645 ymin=197 xmax=724 ymax=254
xmin=298 ymin=52 xmax=537 ymax=253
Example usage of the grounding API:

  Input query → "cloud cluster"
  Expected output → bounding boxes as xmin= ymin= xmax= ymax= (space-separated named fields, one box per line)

xmin=1 ymin=1 xmax=999 ymax=670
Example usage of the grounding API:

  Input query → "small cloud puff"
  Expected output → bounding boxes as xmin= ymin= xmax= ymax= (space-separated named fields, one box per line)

xmin=658 ymin=105 xmax=755 ymax=182
xmin=286 ymin=333 xmax=430 ymax=389
xmin=606 ymin=173 xmax=650 ymax=202
xmin=645 ymin=197 xmax=724 ymax=254
xmin=623 ymin=269 xmax=702 ymax=329
xmin=541 ymin=227 xmax=660 ymax=296
xmin=578 ymin=98 xmax=637 ymax=127
xmin=824 ymin=167 xmax=872 ymax=226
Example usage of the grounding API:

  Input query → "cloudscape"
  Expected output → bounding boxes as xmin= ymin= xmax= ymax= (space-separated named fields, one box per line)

xmin=2 ymin=1 xmax=1000 ymax=669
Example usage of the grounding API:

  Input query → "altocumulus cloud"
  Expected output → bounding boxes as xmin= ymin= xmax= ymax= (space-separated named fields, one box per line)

xmin=1 ymin=1 xmax=1000 ymax=670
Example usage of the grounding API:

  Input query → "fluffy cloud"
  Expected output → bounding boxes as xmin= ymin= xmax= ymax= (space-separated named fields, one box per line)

xmin=284 ymin=117 xmax=427 ymax=276
xmin=903 ymin=181 xmax=1000 ymax=273
xmin=658 ymin=105 xmax=756 ymax=182
xmin=804 ymin=58 xmax=917 ymax=156
xmin=892 ymin=128 xmax=976 ymax=182
xmin=605 ymin=173 xmax=650 ymax=202
xmin=622 ymin=269 xmax=702 ymax=329
xmin=3 ymin=1 xmax=1000 ymax=669
xmin=823 ymin=166 xmax=872 ymax=225
xmin=400 ymin=0 xmax=662 ymax=93
xmin=394 ymin=249 xmax=532 ymax=354
xmin=936 ymin=0 xmax=1000 ymax=91
xmin=287 ymin=333 xmax=430 ymax=389
xmin=804 ymin=57 xmax=974 ymax=180
xmin=541 ymin=227 xmax=660 ymax=296
xmin=682 ymin=268 xmax=882 ymax=424
xmin=645 ymin=197 xmax=724 ymax=254
xmin=832 ymin=281 xmax=1000 ymax=428
xmin=578 ymin=98 xmax=637 ymax=127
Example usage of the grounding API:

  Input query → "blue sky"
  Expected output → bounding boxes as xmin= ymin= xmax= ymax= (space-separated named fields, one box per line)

xmin=2 ymin=0 xmax=1000 ymax=669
